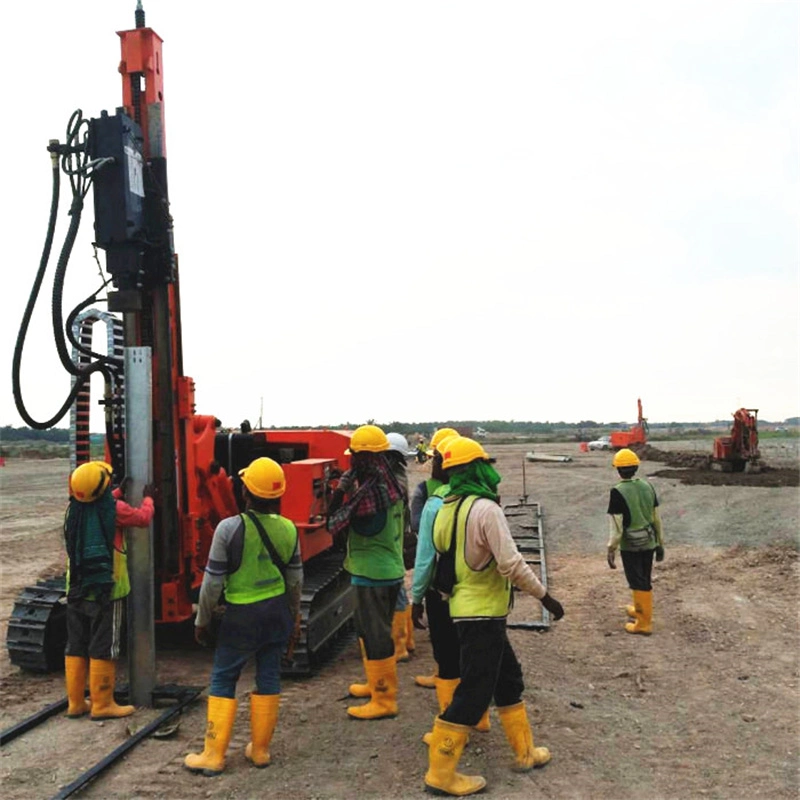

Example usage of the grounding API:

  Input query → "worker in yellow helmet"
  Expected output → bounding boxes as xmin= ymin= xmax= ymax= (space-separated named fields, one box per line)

xmin=409 ymin=427 xmax=459 ymax=688
xmin=64 ymin=461 xmax=155 ymax=721
xmin=606 ymin=448 xmax=665 ymax=635
xmin=328 ymin=424 xmax=406 ymax=720
xmin=425 ymin=438 xmax=564 ymax=796
xmin=185 ymin=457 xmax=303 ymax=777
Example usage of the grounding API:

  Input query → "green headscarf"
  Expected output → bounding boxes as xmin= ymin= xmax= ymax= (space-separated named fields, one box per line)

xmin=447 ymin=460 xmax=502 ymax=501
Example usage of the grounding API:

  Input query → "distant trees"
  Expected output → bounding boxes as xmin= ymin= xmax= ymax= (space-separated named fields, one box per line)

xmin=1 ymin=426 xmax=70 ymax=443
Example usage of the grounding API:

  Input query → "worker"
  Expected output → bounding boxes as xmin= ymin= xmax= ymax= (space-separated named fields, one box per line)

xmin=327 ymin=424 xmax=405 ymax=720
xmin=606 ymin=448 xmax=664 ymax=635
xmin=426 ymin=437 xmax=565 ymax=796
xmin=184 ymin=457 xmax=302 ymax=777
xmin=409 ymin=426 xmax=458 ymax=688
xmin=386 ymin=432 xmax=416 ymax=662
xmin=63 ymin=461 xmax=155 ymax=720
xmin=415 ymin=434 xmax=428 ymax=464
xmin=411 ymin=432 xmax=493 ymax=741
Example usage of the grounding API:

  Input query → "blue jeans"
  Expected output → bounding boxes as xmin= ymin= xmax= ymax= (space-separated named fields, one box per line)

xmin=395 ymin=582 xmax=409 ymax=611
xmin=209 ymin=595 xmax=292 ymax=698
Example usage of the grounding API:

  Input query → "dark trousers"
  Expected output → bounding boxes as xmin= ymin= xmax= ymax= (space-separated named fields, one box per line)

xmin=65 ymin=597 xmax=125 ymax=661
xmin=353 ymin=583 xmax=400 ymax=660
xmin=621 ymin=549 xmax=655 ymax=591
xmin=425 ymin=589 xmax=460 ymax=680
xmin=441 ymin=619 xmax=525 ymax=727
xmin=209 ymin=595 xmax=293 ymax=698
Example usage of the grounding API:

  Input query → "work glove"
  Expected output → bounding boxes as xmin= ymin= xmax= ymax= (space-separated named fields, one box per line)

xmin=607 ymin=548 xmax=616 ymax=569
xmin=411 ymin=602 xmax=427 ymax=630
xmin=655 ymin=545 xmax=665 ymax=562
xmin=143 ymin=483 xmax=157 ymax=500
xmin=540 ymin=592 xmax=564 ymax=621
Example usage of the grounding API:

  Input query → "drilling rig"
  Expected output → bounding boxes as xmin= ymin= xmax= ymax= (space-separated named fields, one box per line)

xmin=8 ymin=3 xmax=354 ymax=684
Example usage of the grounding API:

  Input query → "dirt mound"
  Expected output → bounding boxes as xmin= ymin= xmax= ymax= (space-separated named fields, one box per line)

xmin=648 ymin=466 xmax=799 ymax=487
xmin=632 ymin=443 xmax=712 ymax=469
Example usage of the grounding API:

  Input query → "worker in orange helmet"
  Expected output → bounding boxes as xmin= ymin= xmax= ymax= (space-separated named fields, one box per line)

xmin=606 ymin=448 xmax=665 ymax=634
xmin=63 ymin=461 xmax=155 ymax=721
xmin=328 ymin=424 xmax=405 ymax=720
xmin=185 ymin=457 xmax=303 ymax=777
xmin=424 ymin=437 xmax=564 ymax=796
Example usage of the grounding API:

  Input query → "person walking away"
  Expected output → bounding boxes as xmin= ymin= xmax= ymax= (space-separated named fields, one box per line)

xmin=411 ymin=433 xmax=489 ymax=740
xmin=409 ymin=426 xmax=458 ymax=688
xmin=64 ymin=461 xmax=155 ymax=720
xmin=184 ymin=457 xmax=303 ymax=776
xmin=327 ymin=424 xmax=405 ymax=720
xmin=426 ymin=437 xmax=565 ymax=796
xmin=606 ymin=448 xmax=664 ymax=634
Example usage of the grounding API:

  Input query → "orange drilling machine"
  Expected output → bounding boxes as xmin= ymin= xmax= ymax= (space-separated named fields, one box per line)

xmin=8 ymin=3 xmax=354 ymax=677
xmin=711 ymin=408 xmax=761 ymax=472
xmin=609 ymin=398 xmax=649 ymax=450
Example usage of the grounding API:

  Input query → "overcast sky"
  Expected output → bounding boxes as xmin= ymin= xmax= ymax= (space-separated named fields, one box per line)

xmin=2 ymin=1 xmax=798 ymax=431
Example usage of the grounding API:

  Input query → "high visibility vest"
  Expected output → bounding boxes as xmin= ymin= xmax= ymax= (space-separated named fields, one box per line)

xmin=614 ymin=478 xmax=658 ymax=552
xmin=344 ymin=499 xmax=405 ymax=581
xmin=433 ymin=495 xmax=510 ymax=619
xmin=225 ymin=513 xmax=298 ymax=605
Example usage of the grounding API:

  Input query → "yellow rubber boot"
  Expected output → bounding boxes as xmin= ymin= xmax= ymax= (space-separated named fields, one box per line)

xmin=498 ymin=701 xmax=551 ymax=771
xmin=393 ymin=611 xmax=410 ymax=663
xmin=184 ymin=696 xmax=238 ymax=776
xmin=425 ymin=716 xmax=487 ymax=796
xmin=405 ymin=607 xmax=416 ymax=652
xmin=245 ymin=693 xmax=280 ymax=768
xmin=473 ymin=707 xmax=491 ymax=733
xmin=347 ymin=656 xmax=398 ymax=720
xmin=349 ymin=638 xmax=372 ymax=698
xmin=415 ymin=670 xmax=437 ymax=689
xmin=625 ymin=590 xmax=653 ymax=635
xmin=625 ymin=591 xmax=637 ymax=619
xmin=89 ymin=659 xmax=134 ymax=720
xmin=423 ymin=677 xmax=461 ymax=744
xmin=65 ymin=655 xmax=91 ymax=718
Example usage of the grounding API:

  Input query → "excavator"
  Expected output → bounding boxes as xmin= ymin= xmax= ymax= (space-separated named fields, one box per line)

xmin=8 ymin=3 xmax=354 ymax=679
xmin=712 ymin=408 xmax=761 ymax=473
xmin=609 ymin=398 xmax=648 ymax=450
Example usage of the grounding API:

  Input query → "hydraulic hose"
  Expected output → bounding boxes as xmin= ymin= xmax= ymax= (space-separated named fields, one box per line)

xmin=11 ymin=110 xmax=118 ymax=430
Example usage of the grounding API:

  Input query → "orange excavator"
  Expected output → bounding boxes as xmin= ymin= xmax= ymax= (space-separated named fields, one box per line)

xmin=609 ymin=398 xmax=648 ymax=450
xmin=8 ymin=3 xmax=354 ymax=680
xmin=712 ymin=408 xmax=761 ymax=472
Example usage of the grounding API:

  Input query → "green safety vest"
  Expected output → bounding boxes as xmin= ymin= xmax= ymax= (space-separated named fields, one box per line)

xmin=615 ymin=478 xmax=657 ymax=552
xmin=344 ymin=499 xmax=405 ymax=581
xmin=433 ymin=495 xmax=511 ymax=619
xmin=225 ymin=513 xmax=298 ymax=605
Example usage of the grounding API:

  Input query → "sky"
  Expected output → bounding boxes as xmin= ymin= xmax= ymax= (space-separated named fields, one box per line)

xmin=1 ymin=1 xmax=798 ymax=431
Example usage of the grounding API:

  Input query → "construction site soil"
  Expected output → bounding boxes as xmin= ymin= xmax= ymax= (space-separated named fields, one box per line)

xmin=1 ymin=439 xmax=798 ymax=800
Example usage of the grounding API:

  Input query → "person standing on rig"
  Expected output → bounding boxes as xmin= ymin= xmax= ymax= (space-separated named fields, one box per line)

xmin=185 ymin=457 xmax=303 ymax=777
xmin=606 ymin=448 xmax=665 ymax=635
xmin=328 ymin=424 xmax=405 ymax=720
xmin=63 ymin=461 xmax=155 ymax=721
xmin=425 ymin=437 xmax=565 ymax=796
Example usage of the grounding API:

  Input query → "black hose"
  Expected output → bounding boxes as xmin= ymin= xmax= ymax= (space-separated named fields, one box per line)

xmin=11 ymin=111 xmax=118 ymax=430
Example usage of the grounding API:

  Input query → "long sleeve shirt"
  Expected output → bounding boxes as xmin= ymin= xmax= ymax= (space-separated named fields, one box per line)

xmin=412 ymin=494 xmax=444 ymax=603
xmin=196 ymin=514 xmax=303 ymax=627
xmin=463 ymin=498 xmax=546 ymax=599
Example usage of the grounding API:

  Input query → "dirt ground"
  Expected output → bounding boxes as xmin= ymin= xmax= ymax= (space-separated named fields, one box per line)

xmin=1 ymin=439 xmax=798 ymax=800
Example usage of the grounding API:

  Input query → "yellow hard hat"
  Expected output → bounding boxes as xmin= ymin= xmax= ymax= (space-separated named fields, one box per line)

xmin=434 ymin=433 xmax=461 ymax=457
xmin=239 ymin=457 xmax=286 ymax=499
xmin=69 ymin=461 xmax=113 ymax=503
xmin=345 ymin=424 xmax=390 ymax=454
xmin=426 ymin=427 xmax=459 ymax=457
xmin=442 ymin=437 xmax=490 ymax=470
xmin=612 ymin=448 xmax=640 ymax=468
